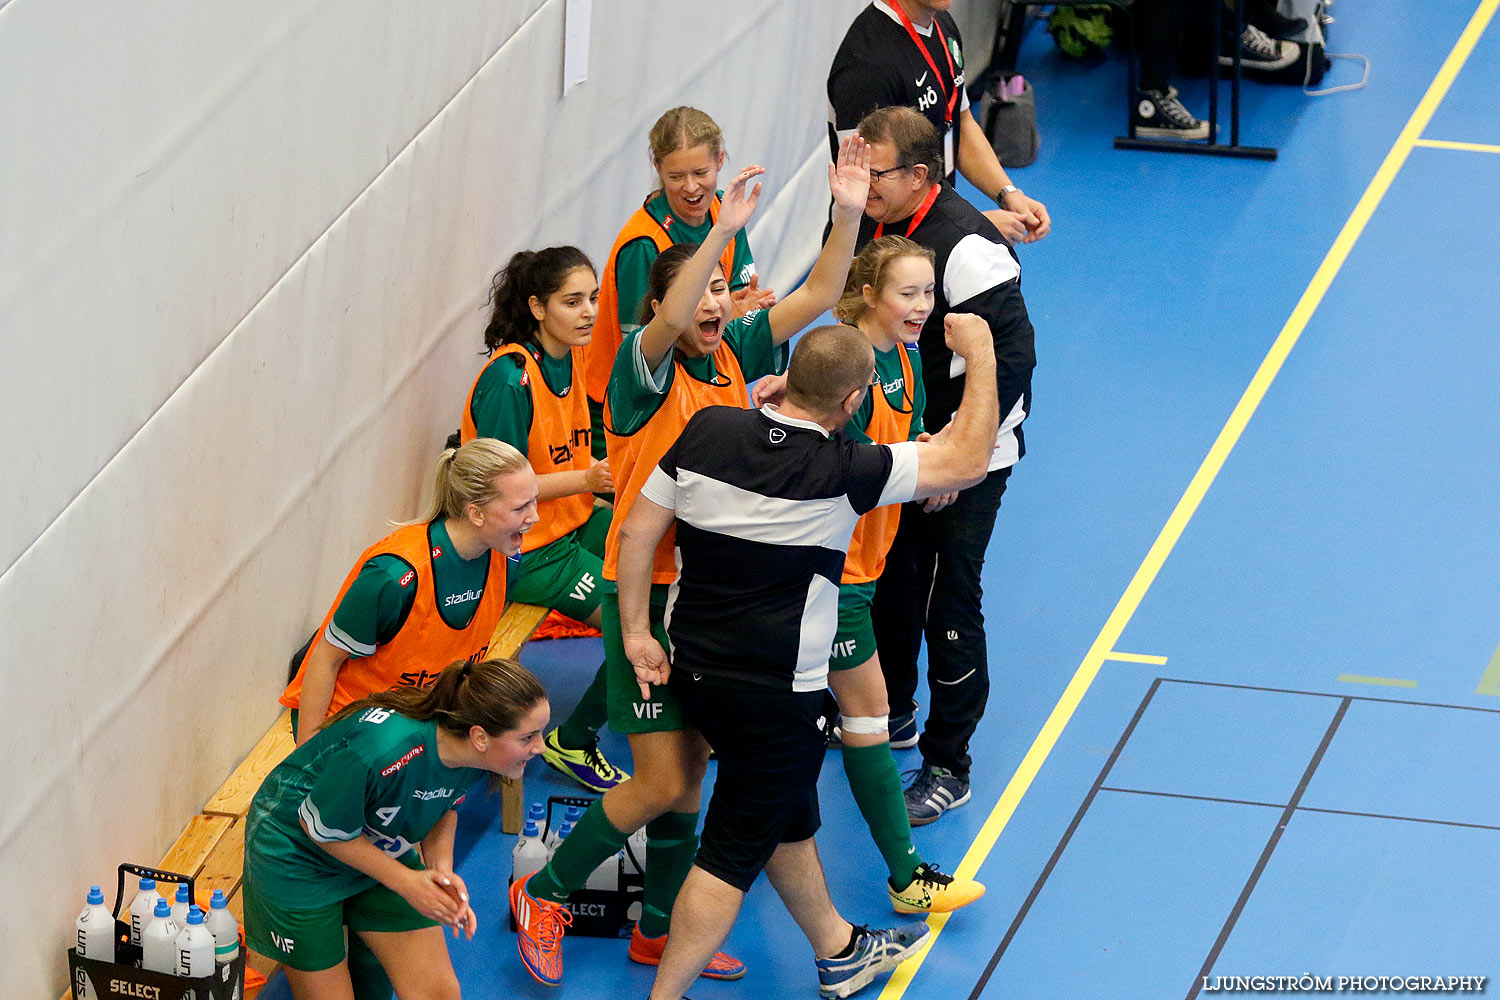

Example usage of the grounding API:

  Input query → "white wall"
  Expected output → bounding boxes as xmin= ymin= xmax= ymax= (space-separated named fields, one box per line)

xmin=0 ymin=1 xmax=867 ymax=994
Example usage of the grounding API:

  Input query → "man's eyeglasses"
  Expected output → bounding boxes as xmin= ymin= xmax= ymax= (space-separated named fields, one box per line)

xmin=868 ymin=164 xmax=911 ymax=183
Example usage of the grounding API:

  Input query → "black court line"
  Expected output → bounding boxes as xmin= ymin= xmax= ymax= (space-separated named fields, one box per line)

xmin=963 ymin=677 xmax=1165 ymax=1000
xmin=966 ymin=678 xmax=1500 ymax=1000
xmin=1101 ymin=786 xmax=1500 ymax=833
xmin=1183 ymin=698 xmax=1350 ymax=1000
xmin=1100 ymin=787 xmax=1284 ymax=810
xmin=1158 ymin=676 xmax=1500 ymax=715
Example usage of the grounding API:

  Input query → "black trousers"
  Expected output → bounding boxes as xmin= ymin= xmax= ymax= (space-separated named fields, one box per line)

xmin=873 ymin=466 xmax=1010 ymax=778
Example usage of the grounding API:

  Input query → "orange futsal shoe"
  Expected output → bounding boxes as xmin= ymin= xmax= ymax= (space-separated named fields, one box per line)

xmin=628 ymin=923 xmax=748 ymax=980
xmin=510 ymin=873 xmax=572 ymax=987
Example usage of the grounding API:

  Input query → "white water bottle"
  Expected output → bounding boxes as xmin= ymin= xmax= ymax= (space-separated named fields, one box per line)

xmin=175 ymin=905 xmax=214 ymax=978
xmin=141 ymin=899 xmax=181 ymax=974
xmin=169 ymin=882 xmax=191 ymax=927
xmin=129 ymin=877 xmax=163 ymax=947
xmin=512 ymin=819 xmax=548 ymax=882
xmin=76 ymin=885 xmax=115 ymax=958
xmin=74 ymin=885 xmax=115 ymax=999
xmin=206 ymin=890 xmax=239 ymax=964
xmin=584 ymin=852 xmax=620 ymax=891
xmin=624 ymin=827 xmax=648 ymax=874
xmin=546 ymin=820 xmax=574 ymax=858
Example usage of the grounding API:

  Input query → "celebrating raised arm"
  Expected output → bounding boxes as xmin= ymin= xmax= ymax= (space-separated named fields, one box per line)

xmin=764 ymin=134 xmax=872 ymax=343
xmin=636 ymin=165 xmax=765 ymax=369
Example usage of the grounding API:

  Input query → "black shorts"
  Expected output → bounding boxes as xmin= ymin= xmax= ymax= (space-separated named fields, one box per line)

xmin=670 ymin=670 xmax=827 ymax=892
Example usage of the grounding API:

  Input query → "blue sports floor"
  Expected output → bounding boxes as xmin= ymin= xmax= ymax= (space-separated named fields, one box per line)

xmin=264 ymin=2 xmax=1500 ymax=996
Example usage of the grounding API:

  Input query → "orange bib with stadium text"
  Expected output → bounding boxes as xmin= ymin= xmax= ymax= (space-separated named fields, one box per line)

xmin=843 ymin=347 xmax=917 ymax=584
xmin=461 ymin=343 xmax=593 ymax=551
xmin=279 ymin=522 xmax=507 ymax=716
xmin=587 ymin=196 xmax=737 ymax=405
xmin=603 ymin=345 xmax=750 ymax=584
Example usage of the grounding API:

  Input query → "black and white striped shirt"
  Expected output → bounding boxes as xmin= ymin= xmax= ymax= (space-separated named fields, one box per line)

xmin=639 ymin=405 xmax=919 ymax=692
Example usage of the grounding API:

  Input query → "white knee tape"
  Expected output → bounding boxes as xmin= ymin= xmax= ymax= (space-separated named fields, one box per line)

xmin=840 ymin=714 xmax=889 ymax=736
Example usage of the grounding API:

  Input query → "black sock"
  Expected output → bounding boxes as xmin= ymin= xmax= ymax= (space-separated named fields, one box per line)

xmin=829 ymin=925 xmax=864 ymax=960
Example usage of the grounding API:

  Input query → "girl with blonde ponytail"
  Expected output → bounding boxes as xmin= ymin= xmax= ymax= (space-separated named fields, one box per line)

xmin=280 ymin=438 xmax=538 ymax=745
xmin=246 ymin=658 xmax=549 ymax=1000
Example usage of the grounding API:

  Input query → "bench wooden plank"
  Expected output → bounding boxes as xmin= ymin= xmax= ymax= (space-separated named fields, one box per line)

xmin=196 ymin=817 xmax=245 ymax=903
xmin=203 ymin=709 xmax=294 ymax=818
xmin=160 ymin=813 xmax=235 ymax=883
xmin=491 ymin=601 xmax=551 ymax=658
xmin=490 ymin=602 xmax=550 ymax=833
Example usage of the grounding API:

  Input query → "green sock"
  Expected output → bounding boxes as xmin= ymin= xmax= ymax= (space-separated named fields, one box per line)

xmin=346 ymin=932 xmax=393 ymax=1000
xmin=843 ymin=741 xmax=922 ymax=887
xmin=527 ymin=799 xmax=629 ymax=903
xmin=638 ymin=811 xmax=699 ymax=938
xmin=555 ymin=661 xmax=609 ymax=750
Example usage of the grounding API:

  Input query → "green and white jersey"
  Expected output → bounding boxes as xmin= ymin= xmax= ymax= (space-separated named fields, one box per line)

xmin=606 ymin=309 xmax=783 ymax=436
xmin=614 ymin=190 xmax=757 ymax=336
xmin=246 ymin=709 xmax=481 ymax=906
xmin=327 ymin=520 xmax=493 ymax=658
xmin=847 ymin=343 xmax=926 ymax=445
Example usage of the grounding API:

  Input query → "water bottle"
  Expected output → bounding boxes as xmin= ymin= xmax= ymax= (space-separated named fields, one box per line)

xmin=584 ymin=852 xmax=620 ymax=891
xmin=206 ymin=890 xmax=240 ymax=964
xmin=76 ymin=885 xmax=115 ymax=958
xmin=74 ymin=885 xmax=115 ymax=999
xmin=624 ymin=827 xmax=648 ymax=874
xmin=563 ymin=805 xmax=584 ymax=827
xmin=546 ymin=820 xmax=574 ymax=858
xmin=527 ymin=801 xmax=545 ymax=824
xmin=512 ymin=819 xmax=548 ymax=883
xmin=141 ymin=898 xmax=181 ymax=974
xmin=175 ymin=905 xmax=214 ymax=978
xmin=129 ymin=877 xmax=163 ymax=946
xmin=170 ymin=882 xmax=191 ymax=927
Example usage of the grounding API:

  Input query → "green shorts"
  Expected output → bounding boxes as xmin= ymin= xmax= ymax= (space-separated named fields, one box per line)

xmin=508 ymin=507 xmax=611 ymax=622
xmin=830 ymin=581 xmax=879 ymax=671
xmin=602 ymin=585 xmax=686 ymax=733
xmin=241 ymin=857 xmax=434 ymax=972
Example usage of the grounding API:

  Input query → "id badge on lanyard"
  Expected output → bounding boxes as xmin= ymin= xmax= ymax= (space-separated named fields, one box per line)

xmin=893 ymin=3 xmax=960 ymax=176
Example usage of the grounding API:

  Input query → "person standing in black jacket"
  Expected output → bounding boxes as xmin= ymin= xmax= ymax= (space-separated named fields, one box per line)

xmin=855 ymin=105 xmax=1036 ymax=827
xmin=828 ymin=0 xmax=1050 ymax=243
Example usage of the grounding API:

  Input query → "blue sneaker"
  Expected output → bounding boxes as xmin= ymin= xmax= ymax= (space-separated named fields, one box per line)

xmin=888 ymin=709 xmax=918 ymax=750
xmin=815 ymin=923 xmax=930 ymax=998
xmin=904 ymin=765 xmax=970 ymax=826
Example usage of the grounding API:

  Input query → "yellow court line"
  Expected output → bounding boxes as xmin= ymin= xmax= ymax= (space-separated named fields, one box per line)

xmin=1104 ymin=651 xmax=1169 ymax=665
xmin=1413 ymin=137 xmax=1500 ymax=154
xmin=879 ymin=2 xmax=1499 ymax=995
xmin=1474 ymin=638 xmax=1500 ymax=695
xmin=1337 ymin=674 xmax=1419 ymax=689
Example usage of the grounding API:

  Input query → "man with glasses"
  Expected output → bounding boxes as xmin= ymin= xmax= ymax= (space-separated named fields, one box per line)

xmin=855 ymin=105 xmax=1036 ymax=828
xmin=827 ymin=0 xmax=1050 ymax=243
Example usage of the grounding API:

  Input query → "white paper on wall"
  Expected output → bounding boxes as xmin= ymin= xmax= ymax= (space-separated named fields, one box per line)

xmin=563 ymin=0 xmax=590 ymax=94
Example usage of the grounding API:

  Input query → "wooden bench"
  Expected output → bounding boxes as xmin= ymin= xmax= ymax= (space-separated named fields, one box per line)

xmin=60 ymin=601 xmax=552 ymax=1000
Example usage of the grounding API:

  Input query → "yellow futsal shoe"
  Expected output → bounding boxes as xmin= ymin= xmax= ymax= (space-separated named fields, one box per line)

xmin=889 ymin=862 xmax=986 ymax=914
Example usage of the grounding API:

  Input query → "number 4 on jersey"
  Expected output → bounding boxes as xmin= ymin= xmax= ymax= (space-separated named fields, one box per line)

xmin=376 ymin=806 xmax=401 ymax=826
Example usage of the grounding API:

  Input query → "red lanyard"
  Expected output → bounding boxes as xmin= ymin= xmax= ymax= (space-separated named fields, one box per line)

xmin=891 ymin=2 xmax=960 ymax=126
xmin=875 ymin=183 xmax=940 ymax=239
